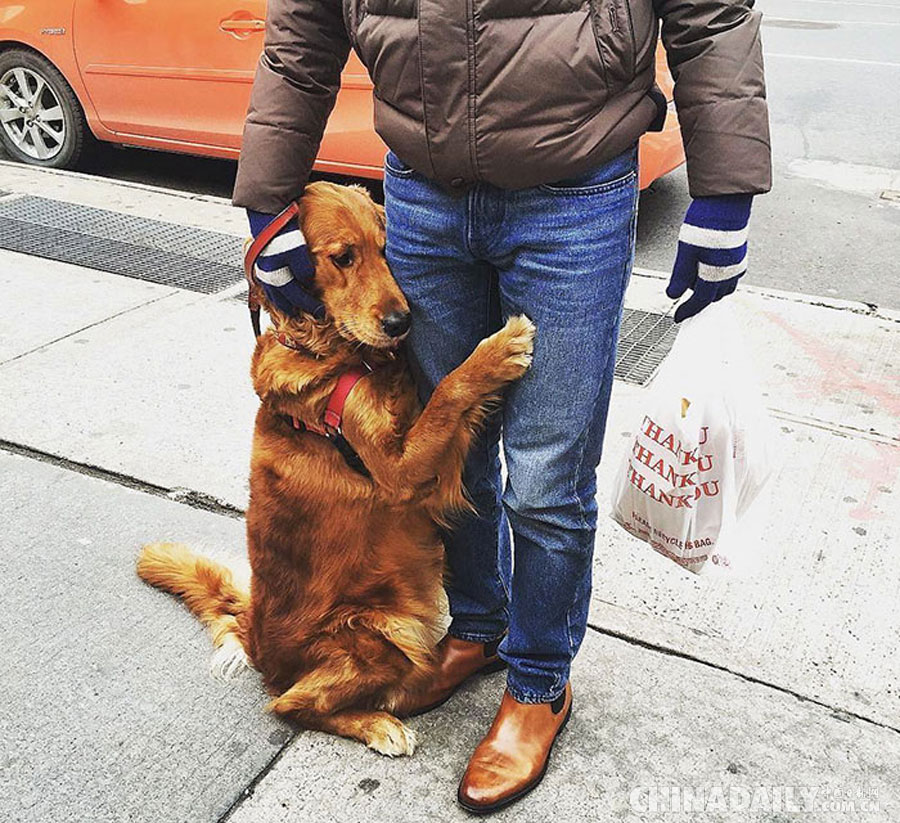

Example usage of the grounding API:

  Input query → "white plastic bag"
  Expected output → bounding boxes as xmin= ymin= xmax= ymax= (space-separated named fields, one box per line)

xmin=611 ymin=301 xmax=775 ymax=577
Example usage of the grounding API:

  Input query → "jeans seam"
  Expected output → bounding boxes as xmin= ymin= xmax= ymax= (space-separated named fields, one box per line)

xmin=563 ymin=165 xmax=639 ymax=657
xmin=565 ymin=377 xmax=604 ymax=657
xmin=447 ymin=264 xmax=508 ymax=641
xmin=627 ymin=171 xmax=640 ymax=286
xmin=506 ymin=678 xmax=568 ymax=705
xmin=478 ymin=265 xmax=510 ymax=615
xmin=484 ymin=268 xmax=511 ymax=612
xmin=464 ymin=189 xmax=476 ymax=258
xmin=449 ymin=628 xmax=507 ymax=644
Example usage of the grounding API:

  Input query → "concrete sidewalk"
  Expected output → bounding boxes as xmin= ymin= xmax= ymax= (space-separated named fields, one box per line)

xmin=1 ymin=163 xmax=897 ymax=822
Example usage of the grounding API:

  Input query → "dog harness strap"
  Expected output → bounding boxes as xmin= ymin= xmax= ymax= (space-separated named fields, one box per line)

xmin=243 ymin=202 xmax=302 ymax=338
xmin=323 ymin=364 xmax=372 ymax=433
xmin=288 ymin=363 xmax=373 ymax=477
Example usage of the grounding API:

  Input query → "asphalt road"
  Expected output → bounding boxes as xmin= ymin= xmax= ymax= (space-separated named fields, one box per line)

xmin=3 ymin=0 xmax=898 ymax=308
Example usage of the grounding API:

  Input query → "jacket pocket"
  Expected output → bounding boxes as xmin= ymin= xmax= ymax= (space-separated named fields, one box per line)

xmin=628 ymin=0 xmax=659 ymax=74
xmin=588 ymin=0 xmax=637 ymax=88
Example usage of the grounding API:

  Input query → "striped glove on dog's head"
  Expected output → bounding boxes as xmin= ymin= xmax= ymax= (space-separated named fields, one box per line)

xmin=247 ymin=209 xmax=325 ymax=319
xmin=666 ymin=194 xmax=752 ymax=323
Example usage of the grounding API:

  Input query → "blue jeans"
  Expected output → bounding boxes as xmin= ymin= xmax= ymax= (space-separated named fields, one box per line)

xmin=384 ymin=146 xmax=639 ymax=703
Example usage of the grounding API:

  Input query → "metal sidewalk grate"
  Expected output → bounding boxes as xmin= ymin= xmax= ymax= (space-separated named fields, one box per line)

xmin=234 ymin=302 xmax=677 ymax=385
xmin=0 ymin=193 xmax=677 ymax=380
xmin=615 ymin=308 xmax=679 ymax=385
xmin=0 ymin=195 xmax=243 ymax=293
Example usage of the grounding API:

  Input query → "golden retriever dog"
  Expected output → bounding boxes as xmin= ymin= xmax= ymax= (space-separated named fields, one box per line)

xmin=138 ymin=182 xmax=535 ymax=755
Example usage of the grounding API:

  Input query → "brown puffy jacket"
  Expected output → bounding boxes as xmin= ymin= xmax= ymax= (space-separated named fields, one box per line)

xmin=233 ymin=0 xmax=771 ymax=214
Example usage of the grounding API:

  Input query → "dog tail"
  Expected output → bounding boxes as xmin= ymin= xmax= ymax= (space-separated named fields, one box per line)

xmin=137 ymin=541 xmax=252 ymax=679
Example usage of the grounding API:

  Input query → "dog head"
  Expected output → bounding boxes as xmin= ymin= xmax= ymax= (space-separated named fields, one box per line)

xmin=257 ymin=182 xmax=410 ymax=350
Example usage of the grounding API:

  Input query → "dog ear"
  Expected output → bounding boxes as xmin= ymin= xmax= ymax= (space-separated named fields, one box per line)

xmin=248 ymin=280 xmax=266 ymax=311
xmin=374 ymin=202 xmax=386 ymax=232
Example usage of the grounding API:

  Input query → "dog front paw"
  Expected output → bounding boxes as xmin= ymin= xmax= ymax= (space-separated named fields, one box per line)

xmin=476 ymin=314 xmax=536 ymax=383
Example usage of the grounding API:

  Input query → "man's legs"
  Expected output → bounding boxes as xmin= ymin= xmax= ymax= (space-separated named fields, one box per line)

xmin=495 ymin=146 xmax=640 ymax=702
xmin=383 ymin=160 xmax=510 ymax=646
xmin=384 ymin=146 xmax=639 ymax=687
xmin=457 ymin=146 xmax=639 ymax=812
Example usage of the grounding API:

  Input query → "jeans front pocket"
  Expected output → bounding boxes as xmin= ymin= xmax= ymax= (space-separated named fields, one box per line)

xmin=384 ymin=150 xmax=418 ymax=179
xmin=538 ymin=144 xmax=638 ymax=195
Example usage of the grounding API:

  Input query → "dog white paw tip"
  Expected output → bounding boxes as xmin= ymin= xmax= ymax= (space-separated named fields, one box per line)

xmin=209 ymin=636 xmax=251 ymax=682
xmin=367 ymin=719 xmax=417 ymax=757
xmin=508 ymin=314 xmax=536 ymax=335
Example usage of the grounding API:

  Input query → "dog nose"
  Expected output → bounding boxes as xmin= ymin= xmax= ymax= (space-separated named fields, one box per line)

xmin=382 ymin=310 xmax=411 ymax=338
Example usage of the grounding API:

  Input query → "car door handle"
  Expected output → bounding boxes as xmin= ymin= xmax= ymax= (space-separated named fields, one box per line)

xmin=219 ymin=18 xmax=265 ymax=38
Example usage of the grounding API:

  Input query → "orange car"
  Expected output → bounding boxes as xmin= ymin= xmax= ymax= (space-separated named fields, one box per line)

xmin=0 ymin=2 xmax=684 ymax=189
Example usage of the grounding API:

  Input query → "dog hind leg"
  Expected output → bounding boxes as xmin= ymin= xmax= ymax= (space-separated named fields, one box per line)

xmin=267 ymin=658 xmax=418 ymax=756
xmin=314 ymin=710 xmax=417 ymax=756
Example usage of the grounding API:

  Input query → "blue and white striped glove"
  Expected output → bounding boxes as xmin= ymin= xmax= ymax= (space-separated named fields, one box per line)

xmin=666 ymin=195 xmax=752 ymax=323
xmin=247 ymin=209 xmax=325 ymax=319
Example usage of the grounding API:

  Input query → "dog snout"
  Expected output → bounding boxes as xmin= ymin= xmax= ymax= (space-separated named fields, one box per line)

xmin=381 ymin=310 xmax=412 ymax=338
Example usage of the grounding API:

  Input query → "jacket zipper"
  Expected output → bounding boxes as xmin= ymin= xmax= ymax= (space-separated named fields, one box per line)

xmin=465 ymin=0 xmax=479 ymax=180
xmin=623 ymin=0 xmax=637 ymax=72
xmin=606 ymin=2 xmax=636 ymax=77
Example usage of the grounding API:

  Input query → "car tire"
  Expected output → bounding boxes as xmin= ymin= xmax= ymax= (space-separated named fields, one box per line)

xmin=0 ymin=48 xmax=92 ymax=169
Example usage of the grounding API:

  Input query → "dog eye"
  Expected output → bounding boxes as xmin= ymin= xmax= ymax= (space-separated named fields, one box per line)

xmin=331 ymin=249 xmax=355 ymax=268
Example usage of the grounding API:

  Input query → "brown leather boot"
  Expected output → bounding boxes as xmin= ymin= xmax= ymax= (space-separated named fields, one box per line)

xmin=457 ymin=683 xmax=573 ymax=814
xmin=398 ymin=635 xmax=506 ymax=717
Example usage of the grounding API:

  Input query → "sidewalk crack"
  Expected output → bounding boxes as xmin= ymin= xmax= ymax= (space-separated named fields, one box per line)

xmin=586 ymin=621 xmax=900 ymax=736
xmin=768 ymin=408 xmax=899 ymax=444
xmin=0 ymin=290 xmax=180 ymax=367
xmin=216 ymin=731 xmax=302 ymax=823
xmin=0 ymin=439 xmax=244 ymax=518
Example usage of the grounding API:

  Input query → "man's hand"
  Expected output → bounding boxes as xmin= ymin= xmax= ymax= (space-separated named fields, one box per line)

xmin=247 ymin=209 xmax=324 ymax=318
xmin=666 ymin=194 xmax=753 ymax=323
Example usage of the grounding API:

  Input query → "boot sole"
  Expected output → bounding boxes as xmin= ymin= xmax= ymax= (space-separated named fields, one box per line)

xmin=405 ymin=658 xmax=508 ymax=718
xmin=456 ymin=700 xmax=573 ymax=816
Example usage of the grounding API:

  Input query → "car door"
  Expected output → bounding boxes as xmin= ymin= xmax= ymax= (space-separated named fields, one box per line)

xmin=72 ymin=0 xmax=265 ymax=149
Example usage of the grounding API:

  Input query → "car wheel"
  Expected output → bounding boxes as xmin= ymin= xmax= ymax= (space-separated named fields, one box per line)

xmin=0 ymin=48 xmax=92 ymax=169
